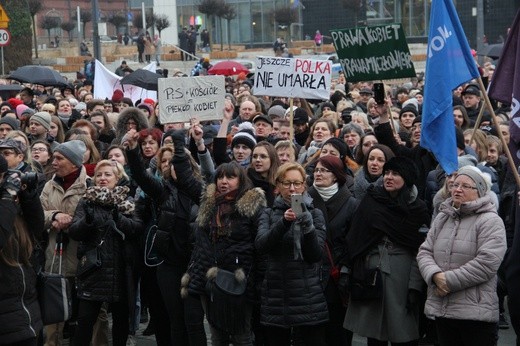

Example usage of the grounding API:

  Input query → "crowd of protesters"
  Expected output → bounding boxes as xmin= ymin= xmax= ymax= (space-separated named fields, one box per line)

xmin=0 ymin=54 xmax=518 ymax=346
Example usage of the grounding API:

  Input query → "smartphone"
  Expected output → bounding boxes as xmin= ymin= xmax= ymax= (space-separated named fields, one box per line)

xmin=373 ymin=83 xmax=385 ymax=105
xmin=291 ymin=194 xmax=303 ymax=216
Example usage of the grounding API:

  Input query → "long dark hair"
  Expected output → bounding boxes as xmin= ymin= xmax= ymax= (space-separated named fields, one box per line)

xmin=214 ymin=161 xmax=253 ymax=197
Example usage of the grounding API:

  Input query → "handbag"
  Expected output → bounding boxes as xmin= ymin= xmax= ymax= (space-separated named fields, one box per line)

xmin=205 ymin=268 xmax=248 ymax=334
xmin=37 ymin=232 xmax=72 ymax=325
xmin=144 ymin=203 xmax=164 ymax=267
xmin=77 ymin=247 xmax=102 ymax=278
xmin=349 ymin=254 xmax=383 ymax=301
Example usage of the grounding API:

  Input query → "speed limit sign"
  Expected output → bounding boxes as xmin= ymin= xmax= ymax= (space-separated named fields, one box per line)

xmin=0 ymin=28 xmax=10 ymax=46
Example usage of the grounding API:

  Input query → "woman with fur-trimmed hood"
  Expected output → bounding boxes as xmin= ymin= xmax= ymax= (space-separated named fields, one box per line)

xmin=169 ymin=130 xmax=266 ymax=345
xmin=112 ymin=107 xmax=149 ymax=145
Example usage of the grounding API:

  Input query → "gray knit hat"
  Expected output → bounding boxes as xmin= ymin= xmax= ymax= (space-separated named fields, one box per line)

xmin=0 ymin=116 xmax=20 ymax=131
xmin=457 ymin=166 xmax=489 ymax=197
xmin=31 ymin=111 xmax=52 ymax=130
xmin=54 ymin=140 xmax=86 ymax=168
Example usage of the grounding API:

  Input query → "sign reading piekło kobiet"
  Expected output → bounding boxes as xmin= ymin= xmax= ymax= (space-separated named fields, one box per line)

xmin=330 ymin=24 xmax=416 ymax=82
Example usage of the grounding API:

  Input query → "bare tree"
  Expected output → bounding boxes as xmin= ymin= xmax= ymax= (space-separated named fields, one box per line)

xmin=27 ymin=0 xmax=43 ymax=58
xmin=273 ymin=5 xmax=298 ymax=27
xmin=198 ymin=0 xmax=226 ymax=48
xmin=133 ymin=12 xmax=157 ymax=32
xmin=341 ymin=0 xmax=363 ymax=26
xmin=40 ymin=16 xmax=60 ymax=44
xmin=108 ymin=13 xmax=127 ymax=34
xmin=222 ymin=3 xmax=236 ymax=51
xmin=155 ymin=14 xmax=170 ymax=37
xmin=61 ymin=21 xmax=76 ymax=42
xmin=73 ymin=9 xmax=92 ymax=40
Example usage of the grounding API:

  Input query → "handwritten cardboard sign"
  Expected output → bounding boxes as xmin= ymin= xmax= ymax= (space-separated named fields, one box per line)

xmin=330 ymin=24 xmax=416 ymax=82
xmin=158 ymin=75 xmax=225 ymax=123
xmin=253 ymin=56 xmax=332 ymax=100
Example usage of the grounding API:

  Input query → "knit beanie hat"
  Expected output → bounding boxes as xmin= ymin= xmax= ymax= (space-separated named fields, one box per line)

xmin=456 ymin=166 xmax=489 ymax=197
xmin=0 ymin=116 xmax=20 ymax=131
xmin=7 ymin=98 xmax=23 ymax=110
xmin=383 ymin=156 xmax=419 ymax=187
xmin=112 ymin=90 xmax=124 ymax=103
xmin=231 ymin=123 xmax=256 ymax=150
xmin=318 ymin=155 xmax=347 ymax=186
xmin=31 ymin=112 xmax=52 ymax=130
xmin=54 ymin=140 xmax=86 ymax=168
xmin=137 ymin=102 xmax=153 ymax=115
xmin=268 ymin=105 xmax=286 ymax=119
xmin=15 ymin=104 xmax=30 ymax=118
xmin=399 ymin=104 xmax=418 ymax=119
xmin=412 ymin=115 xmax=422 ymax=126
xmin=323 ymin=137 xmax=350 ymax=161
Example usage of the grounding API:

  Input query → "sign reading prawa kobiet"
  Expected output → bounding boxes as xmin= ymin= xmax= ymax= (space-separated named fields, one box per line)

xmin=330 ymin=24 xmax=416 ymax=82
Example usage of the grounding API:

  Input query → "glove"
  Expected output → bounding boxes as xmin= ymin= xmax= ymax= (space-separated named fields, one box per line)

xmin=3 ymin=171 xmax=21 ymax=197
xmin=406 ymin=289 xmax=422 ymax=311
xmin=170 ymin=130 xmax=187 ymax=155
xmin=295 ymin=203 xmax=313 ymax=233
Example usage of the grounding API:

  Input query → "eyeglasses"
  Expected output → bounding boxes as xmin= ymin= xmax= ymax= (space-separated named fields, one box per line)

xmin=450 ymin=183 xmax=478 ymax=191
xmin=279 ymin=181 xmax=304 ymax=189
xmin=314 ymin=167 xmax=331 ymax=174
xmin=31 ymin=147 xmax=48 ymax=153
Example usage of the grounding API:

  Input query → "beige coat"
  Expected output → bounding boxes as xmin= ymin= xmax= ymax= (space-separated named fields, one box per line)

xmin=40 ymin=167 xmax=89 ymax=277
xmin=417 ymin=194 xmax=506 ymax=323
xmin=144 ymin=37 xmax=155 ymax=55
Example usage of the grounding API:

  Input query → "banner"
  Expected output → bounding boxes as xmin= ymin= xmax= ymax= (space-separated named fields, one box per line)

xmin=330 ymin=24 xmax=416 ymax=82
xmin=253 ymin=56 xmax=331 ymax=100
xmin=158 ymin=75 xmax=225 ymax=123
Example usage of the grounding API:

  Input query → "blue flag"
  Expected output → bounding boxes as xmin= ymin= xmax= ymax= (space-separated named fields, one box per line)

xmin=421 ymin=0 xmax=480 ymax=174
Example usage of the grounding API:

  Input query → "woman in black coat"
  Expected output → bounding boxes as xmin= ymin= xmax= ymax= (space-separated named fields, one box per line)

xmin=172 ymin=130 xmax=266 ymax=346
xmin=256 ymin=162 xmax=328 ymax=346
xmin=69 ymin=160 xmax=142 ymax=346
xmin=307 ymin=156 xmax=359 ymax=346
xmin=0 ymin=161 xmax=44 ymax=346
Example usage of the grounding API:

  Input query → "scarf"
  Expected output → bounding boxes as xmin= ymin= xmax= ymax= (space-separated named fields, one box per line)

xmin=57 ymin=169 xmax=81 ymax=191
xmin=312 ymin=182 xmax=338 ymax=202
xmin=211 ymin=189 xmax=238 ymax=240
xmin=84 ymin=185 xmax=135 ymax=215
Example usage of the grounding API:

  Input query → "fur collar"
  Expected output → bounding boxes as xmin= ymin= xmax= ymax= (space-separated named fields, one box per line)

xmin=196 ymin=184 xmax=266 ymax=227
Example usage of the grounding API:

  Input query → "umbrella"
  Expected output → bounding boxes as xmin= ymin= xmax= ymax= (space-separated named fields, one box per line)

xmin=208 ymin=60 xmax=249 ymax=76
xmin=477 ymin=43 xmax=503 ymax=59
xmin=120 ymin=69 xmax=163 ymax=91
xmin=7 ymin=65 xmax=69 ymax=87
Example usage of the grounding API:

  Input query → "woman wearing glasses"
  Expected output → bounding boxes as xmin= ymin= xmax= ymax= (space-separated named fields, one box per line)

xmin=307 ymin=156 xmax=359 ymax=346
xmin=417 ymin=166 xmax=506 ymax=346
xmin=256 ymin=162 xmax=328 ymax=345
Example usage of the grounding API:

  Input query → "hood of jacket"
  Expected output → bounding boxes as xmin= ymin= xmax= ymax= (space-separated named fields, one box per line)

xmin=114 ymin=107 xmax=149 ymax=142
xmin=440 ymin=193 xmax=496 ymax=219
xmin=196 ymin=183 xmax=266 ymax=227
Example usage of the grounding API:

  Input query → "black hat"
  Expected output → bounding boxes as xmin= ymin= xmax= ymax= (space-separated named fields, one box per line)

xmin=253 ymin=114 xmax=273 ymax=126
xmin=399 ymin=105 xmax=418 ymax=119
xmin=323 ymin=137 xmax=350 ymax=161
xmin=202 ymin=125 xmax=218 ymax=145
xmin=383 ymin=156 xmax=419 ymax=187
xmin=480 ymin=125 xmax=498 ymax=137
xmin=293 ymin=108 xmax=309 ymax=125
xmin=321 ymin=101 xmax=336 ymax=112
xmin=412 ymin=115 xmax=422 ymax=126
xmin=461 ymin=84 xmax=480 ymax=97
xmin=231 ymin=124 xmax=257 ymax=150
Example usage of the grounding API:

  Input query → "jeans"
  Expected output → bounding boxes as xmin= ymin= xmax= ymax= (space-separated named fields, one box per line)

xmin=73 ymin=300 xmax=129 ymax=346
xmin=435 ymin=317 xmax=497 ymax=346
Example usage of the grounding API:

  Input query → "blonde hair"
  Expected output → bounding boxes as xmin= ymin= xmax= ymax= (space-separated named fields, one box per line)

xmin=275 ymin=162 xmax=306 ymax=187
xmin=94 ymin=159 xmax=128 ymax=184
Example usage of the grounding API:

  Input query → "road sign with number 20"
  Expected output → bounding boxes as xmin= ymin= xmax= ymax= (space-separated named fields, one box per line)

xmin=0 ymin=29 xmax=10 ymax=46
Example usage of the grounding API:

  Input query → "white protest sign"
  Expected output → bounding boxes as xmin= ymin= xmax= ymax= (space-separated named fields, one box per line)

xmin=253 ymin=56 xmax=332 ymax=100
xmin=158 ymin=75 xmax=225 ymax=124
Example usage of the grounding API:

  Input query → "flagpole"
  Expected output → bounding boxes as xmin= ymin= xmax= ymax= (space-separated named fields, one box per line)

xmin=289 ymin=98 xmax=294 ymax=144
xmin=476 ymin=77 xmax=520 ymax=188
xmin=469 ymin=101 xmax=486 ymax=144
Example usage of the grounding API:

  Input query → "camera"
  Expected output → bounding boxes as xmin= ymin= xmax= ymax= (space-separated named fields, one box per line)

xmin=341 ymin=107 xmax=356 ymax=124
xmin=7 ymin=170 xmax=38 ymax=191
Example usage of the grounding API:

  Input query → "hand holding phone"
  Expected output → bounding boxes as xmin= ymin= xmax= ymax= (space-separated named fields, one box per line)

xmin=291 ymin=194 xmax=303 ymax=216
xmin=373 ymin=83 xmax=386 ymax=105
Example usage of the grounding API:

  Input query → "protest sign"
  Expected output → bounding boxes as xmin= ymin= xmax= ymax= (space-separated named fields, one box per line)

xmin=253 ymin=56 xmax=331 ymax=100
xmin=330 ymin=24 xmax=416 ymax=82
xmin=158 ymin=75 xmax=225 ymax=124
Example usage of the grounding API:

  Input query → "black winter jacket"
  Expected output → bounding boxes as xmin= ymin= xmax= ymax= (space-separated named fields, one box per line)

xmin=69 ymin=190 xmax=142 ymax=302
xmin=127 ymin=147 xmax=196 ymax=267
xmin=255 ymin=195 xmax=329 ymax=327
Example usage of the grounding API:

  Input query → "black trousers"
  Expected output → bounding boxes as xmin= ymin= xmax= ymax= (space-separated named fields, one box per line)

xmin=141 ymin=265 xmax=171 ymax=345
xmin=73 ymin=299 xmax=129 ymax=346
xmin=324 ymin=279 xmax=353 ymax=346
xmin=435 ymin=317 xmax=497 ymax=346
xmin=264 ymin=324 xmax=326 ymax=346
xmin=156 ymin=263 xmax=207 ymax=346
xmin=367 ymin=338 xmax=418 ymax=346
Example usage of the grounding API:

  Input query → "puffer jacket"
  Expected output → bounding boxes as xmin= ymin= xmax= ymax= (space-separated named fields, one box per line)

xmin=40 ymin=167 xmax=89 ymax=277
xmin=255 ymin=195 xmax=328 ymax=327
xmin=417 ymin=194 xmax=507 ymax=323
xmin=69 ymin=187 xmax=142 ymax=302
